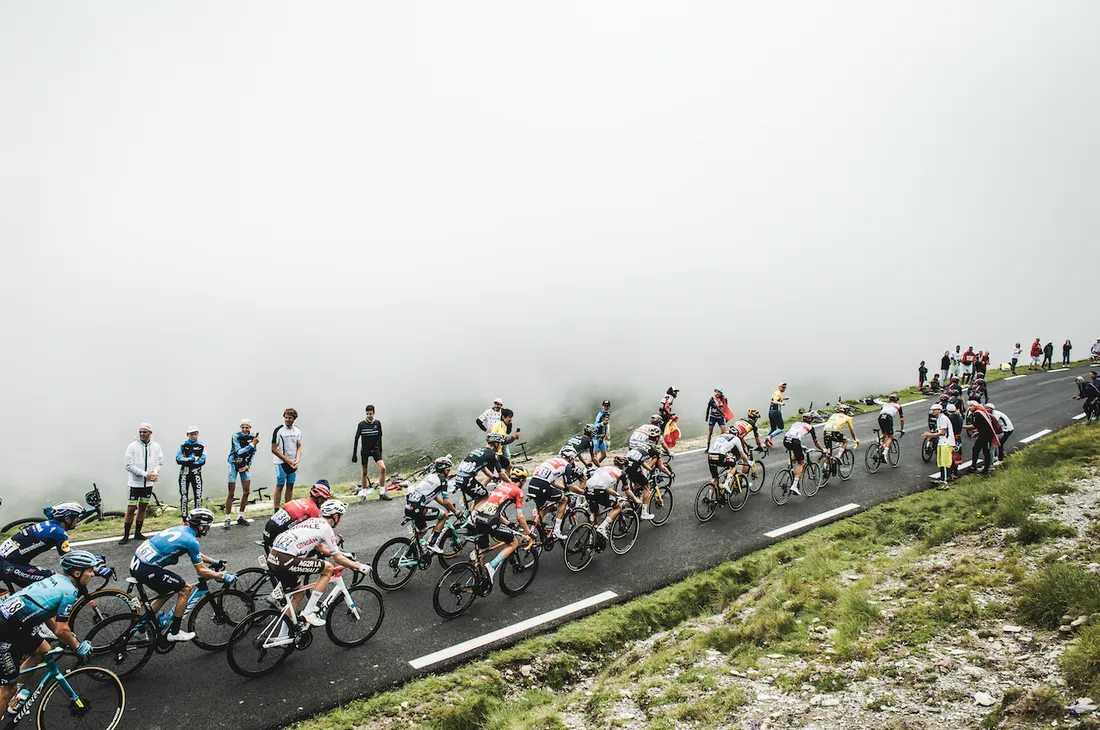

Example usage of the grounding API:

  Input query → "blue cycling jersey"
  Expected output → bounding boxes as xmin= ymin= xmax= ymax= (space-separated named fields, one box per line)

xmin=0 ymin=520 xmax=70 ymax=564
xmin=0 ymin=574 xmax=80 ymax=627
xmin=133 ymin=525 xmax=202 ymax=568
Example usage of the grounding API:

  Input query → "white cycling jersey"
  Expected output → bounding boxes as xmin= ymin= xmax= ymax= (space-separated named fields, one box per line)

xmin=532 ymin=457 xmax=570 ymax=484
xmin=628 ymin=426 xmax=657 ymax=451
xmin=785 ymin=422 xmax=815 ymax=442
xmin=708 ymin=433 xmax=746 ymax=457
xmin=586 ymin=466 xmax=623 ymax=492
xmin=406 ymin=473 xmax=448 ymax=504
xmin=270 ymin=517 xmax=341 ymax=556
xmin=879 ymin=403 xmax=902 ymax=419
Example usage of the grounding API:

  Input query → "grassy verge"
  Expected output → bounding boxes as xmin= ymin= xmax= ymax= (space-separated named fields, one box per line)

xmin=290 ymin=423 xmax=1100 ymax=730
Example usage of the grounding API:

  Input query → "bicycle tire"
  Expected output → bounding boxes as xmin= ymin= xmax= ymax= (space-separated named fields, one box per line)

xmin=235 ymin=567 xmax=274 ymax=602
xmin=371 ymin=537 xmax=419 ymax=591
xmin=921 ymin=437 xmax=935 ymax=463
xmin=727 ymin=473 xmax=749 ymax=511
xmin=0 ymin=517 xmax=39 ymax=534
xmin=69 ymin=589 xmax=138 ymax=650
xmin=433 ymin=562 xmax=479 ymax=618
xmin=499 ymin=544 xmax=539 ymax=596
xmin=189 ymin=588 xmax=254 ymax=651
xmin=37 ymin=665 xmax=126 ymax=730
xmin=815 ymin=457 xmax=831 ymax=489
xmin=325 ymin=585 xmax=385 ymax=648
xmin=748 ymin=460 xmax=765 ymax=493
xmin=839 ymin=449 xmax=855 ymax=480
xmin=84 ymin=614 xmax=156 ymax=679
xmin=563 ymin=523 xmax=596 ymax=572
xmin=803 ymin=463 xmax=820 ymax=497
xmin=694 ymin=483 xmax=720 ymax=523
xmin=226 ymin=608 xmax=295 ymax=677
xmin=649 ymin=485 xmax=674 ymax=526
xmin=865 ymin=445 xmax=882 ymax=474
xmin=435 ymin=529 xmax=465 ymax=568
xmin=100 ymin=511 xmax=127 ymax=520
xmin=772 ymin=469 xmax=792 ymax=505
xmin=888 ymin=440 xmax=901 ymax=467
xmin=609 ymin=510 xmax=639 ymax=555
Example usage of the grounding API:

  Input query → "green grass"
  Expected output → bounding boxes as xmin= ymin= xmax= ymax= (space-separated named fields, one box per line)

xmin=1017 ymin=563 xmax=1100 ymax=629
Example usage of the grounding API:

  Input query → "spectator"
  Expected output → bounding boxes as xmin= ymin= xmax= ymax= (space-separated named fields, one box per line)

xmin=928 ymin=373 xmax=943 ymax=392
xmin=1072 ymin=376 xmax=1100 ymax=422
xmin=592 ymin=400 xmax=611 ymax=464
xmin=946 ymin=404 xmax=964 ymax=480
xmin=961 ymin=346 xmax=976 ymax=384
xmin=967 ymin=403 xmax=999 ymax=475
xmin=705 ymin=387 xmax=730 ymax=450
xmin=1092 ymin=339 xmax=1100 ymax=361
xmin=1063 ymin=339 xmax=1072 ymax=367
xmin=476 ymin=398 xmax=504 ymax=433
xmin=271 ymin=408 xmax=302 ymax=509
xmin=352 ymin=405 xmax=387 ymax=500
xmin=1029 ymin=338 xmax=1042 ymax=370
xmin=492 ymin=408 xmax=521 ymax=472
xmin=948 ymin=346 xmax=962 ymax=379
xmin=923 ymin=403 xmax=954 ymax=486
xmin=938 ymin=351 xmax=950 ymax=382
xmin=120 ymin=422 xmax=163 ymax=545
xmin=1042 ymin=341 xmax=1054 ymax=370
xmin=658 ymin=387 xmax=679 ymax=429
xmin=1010 ymin=343 xmax=1022 ymax=375
xmin=766 ymin=382 xmax=788 ymax=448
xmin=175 ymin=427 xmax=206 ymax=519
xmin=918 ymin=361 xmax=928 ymax=390
xmin=979 ymin=351 xmax=990 ymax=378
xmin=224 ymin=418 xmax=258 ymax=529
xmin=987 ymin=404 xmax=1014 ymax=462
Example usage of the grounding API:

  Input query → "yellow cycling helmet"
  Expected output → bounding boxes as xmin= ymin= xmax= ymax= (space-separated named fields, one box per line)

xmin=508 ymin=466 xmax=531 ymax=482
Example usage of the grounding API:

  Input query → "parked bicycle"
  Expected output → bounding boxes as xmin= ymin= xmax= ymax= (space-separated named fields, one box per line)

xmin=1 ymin=485 xmax=126 ymax=535
xmin=1 ymin=647 xmax=125 ymax=730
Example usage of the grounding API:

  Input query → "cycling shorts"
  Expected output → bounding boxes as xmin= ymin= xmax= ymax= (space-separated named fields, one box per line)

xmin=823 ymin=430 xmax=847 ymax=447
xmin=624 ymin=463 xmax=649 ymax=489
xmin=592 ymin=439 xmax=608 ymax=452
xmin=783 ymin=436 xmax=805 ymax=462
xmin=877 ymin=414 xmax=895 ymax=436
xmin=0 ymin=618 xmax=44 ymax=686
xmin=454 ymin=475 xmax=489 ymax=501
xmin=707 ymin=452 xmax=736 ymax=480
xmin=266 ymin=551 xmax=326 ymax=590
xmin=404 ymin=503 xmax=442 ymax=533
xmin=360 ymin=447 xmax=383 ymax=463
xmin=129 ymin=559 xmax=187 ymax=595
xmin=275 ymin=464 xmax=298 ymax=486
xmin=585 ymin=489 xmax=615 ymax=512
xmin=0 ymin=559 xmax=53 ymax=590
xmin=471 ymin=514 xmax=518 ymax=550
xmin=128 ymin=486 xmax=153 ymax=505
xmin=526 ymin=478 xmax=562 ymax=511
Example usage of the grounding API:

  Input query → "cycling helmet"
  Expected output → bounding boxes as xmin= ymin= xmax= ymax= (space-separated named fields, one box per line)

xmin=319 ymin=499 xmax=347 ymax=518
xmin=834 ymin=404 xmax=850 ymax=414
xmin=187 ymin=507 xmax=215 ymax=527
xmin=645 ymin=425 xmax=662 ymax=439
xmin=802 ymin=413 xmax=815 ymax=423
xmin=985 ymin=403 xmax=996 ymax=411
xmin=508 ymin=466 xmax=530 ymax=482
xmin=938 ymin=394 xmax=949 ymax=402
xmin=433 ymin=456 xmax=453 ymax=473
xmin=888 ymin=394 xmax=899 ymax=402
xmin=51 ymin=502 xmax=83 ymax=521
xmin=649 ymin=414 xmax=663 ymax=426
xmin=486 ymin=432 xmax=505 ymax=445
xmin=582 ymin=424 xmax=597 ymax=438
xmin=309 ymin=483 xmax=332 ymax=500
xmin=559 ymin=445 xmax=578 ymax=460
xmin=667 ymin=387 xmax=679 ymax=395
xmin=746 ymin=408 xmax=761 ymax=420
xmin=612 ymin=456 xmax=628 ymax=469
xmin=59 ymin=550 xmax=99 ymax=572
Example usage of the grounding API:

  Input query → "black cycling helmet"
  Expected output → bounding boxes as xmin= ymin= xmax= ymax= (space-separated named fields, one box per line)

xmin=612 ymin=456 xmax=628 ymax=469
xmin=667 ymin=386 xmax=679 ymax=395
xmin=746 ymin=408 xmax=761 ymax=420
xmin=801 ymin=413 xmax=814 ymax=423
xmin=582 ymin=424 xmax=597 ymax=438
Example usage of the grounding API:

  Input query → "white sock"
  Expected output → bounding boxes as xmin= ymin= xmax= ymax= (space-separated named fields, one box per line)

xmin=553 ymin=518 xmax=562 ymax=534
xmin=599 ymin=517 xmax=611 ymax=531
xmin=303 ymin=590 xmax=322 ymax=614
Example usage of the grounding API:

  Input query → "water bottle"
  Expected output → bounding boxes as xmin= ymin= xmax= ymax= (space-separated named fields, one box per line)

xmin=7 ymin=688 xmax=29 ymax=715
xmin=157 ymin=606 xmax=172 ymax=631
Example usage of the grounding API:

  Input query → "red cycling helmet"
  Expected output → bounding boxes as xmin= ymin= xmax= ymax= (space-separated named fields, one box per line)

xmin=309 ymin=483 xmax=332 ymax=500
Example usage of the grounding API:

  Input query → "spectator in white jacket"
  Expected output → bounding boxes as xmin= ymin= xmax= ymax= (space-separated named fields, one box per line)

xmin=120 ymin=422 xmax=164 ymax=545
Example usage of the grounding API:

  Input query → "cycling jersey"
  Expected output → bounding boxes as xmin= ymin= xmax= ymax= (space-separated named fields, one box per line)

xmin=784 ymin=422 xmax=815 ymax=443
xmin=475 ymin=481 xmax=524 ymax=517
xmin=731 ymin=420 xmax=759 ymax=440
xmin=270 ymin=517 xmax=341 ymax=556
xmin=628 ymin=426 xmax=658 ymax=451
xmin=271 ymin=425 xmax=302 ymax=465
xmin=824 ymin=414 xmax=853 ymax=433
xmin=531 ymin=457 xmax=574 ymax=485
xmin=406 ymin=474 xmax=449 ymax=505
xmin=563 ymin=434 xmax=594 ymax=457
xmin=879 ymin=403 xmax=903 ymax=419
xmin=353 ymin=419 xmax=383 ymax=457
xmin=586 ymin=466 xmax=624 ymax=492
xmin=176 ymin=438 xmax=206 ymax=470
xmin=0 ymin=575 xmax=80 ymax=628
xmin=991 ymin=410 xmax=1014 ymax=432
xmin=454 ymin=448 xmax=500 ymax=480
xmin=228 ymin=431 xmax=257 ymax=469
xmin=134 ymin=525 xmax=202 ymax=568
xmin=0 ymin=521 xmax=70 ymax=563
xmin=273 ymin=498 xmax=319 ymax=527
xmin=708 ymin=433 xmax=746 ymax=457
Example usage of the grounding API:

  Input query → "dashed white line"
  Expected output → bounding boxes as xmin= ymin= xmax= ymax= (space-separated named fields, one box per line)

xmin=408 ymin=591 xmax=619 ymax=670
xmin=676 ymin=447 xmax=706 ymax=456
xmin=1020 ymin=429 xmax=1052 ymax=444
xmin=1074 ymin=414 xmax=1087 ymax=421
xmin=1037 ymin=376 xmax=1077 ymax=386
xmin=1004 ymin=375 xmax=1028 ymax=381
xmin=903 ymin=398 xmax=928 ymax=407
xmin=764 ymin=503 xmax=861 ymax=539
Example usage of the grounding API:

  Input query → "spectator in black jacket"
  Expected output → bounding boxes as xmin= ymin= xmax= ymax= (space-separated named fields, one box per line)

xmin=966 ymin=403 xmax=999 ymax=475
xmin=1042 ymin=341 xmax=1054 ymax=370
xmin=352 ymin=405 xmax=388 ymax=499
xmin=1073 ymin=376 xmax=1100 ymax=422
xmin=940 ymin=352 xmax=951 ymax=382
xmin=705 ymin=388 xmax=729 ymax=451
xmin=1063 ymin=340 xmax=1072 ymax=367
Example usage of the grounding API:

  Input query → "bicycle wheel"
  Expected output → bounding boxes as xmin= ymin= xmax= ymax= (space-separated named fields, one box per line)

xmin=803 ymin=463 xmax=820 ymax=497
xmin=69 ymin=589 xmax=138 ymax=650
xmin=865 ymin=444 xmax=882 ymax=473
xmin=771 ymin=469 xmax=792 ymax=505
xmin=38 ymin=665 xmax=126 ymax=730
xmin=838 ymin=449 xmax=855 ymax=480
xmin=921 ymin=437 xmax=935 ymax=463
xmin=609 ymin=510 xmax=639 ymax=555
xmin=189 ymin=589 xmax=254 ymax=651
xmin=0 ymin=517 xmax=39 ymax=534
xmin=371 ymin=537 xmax=419 ymax=591
xmin=649 ymin=485 xmax=674 ymax=526
xmin=435 ymin=528 xmax=465 ymax=568
xmin=84 ymin=614 xmax=156 ymax=679
xmin=888 ymin=440 xmax=901 ymax=467
xmin=325 ymin=585 xmax=385 ymax=648
xmin=499 ymin=544 xmax=539 ymax=596
xmin=817 ymin=456 xmax=832 ymax=488
xmin=694 ymin=483 xmax=720 ymax=523
xmin=433 ymin=563 xmax=479 ymax=618
xmin=234 ymin=567 xmax=274 ymax=602
xmin=563 ymin=523 xmax=596 ymax=572
xmin=748 ymin=459 xmax=765 ymax=493
xmin=727 ymin=473 xmax=749 ymax=511
xmin=225 ymin=608 xmax=295 ymax=677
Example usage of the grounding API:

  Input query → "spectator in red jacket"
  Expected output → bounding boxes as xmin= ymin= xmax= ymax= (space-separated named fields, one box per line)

xmin=1029 ymin=339 xmax=1042 ymax=370
xmin=979 ymin=350 xmax=990 ymax=377
xmin=961 ymin=346 xmax=977 ymax=384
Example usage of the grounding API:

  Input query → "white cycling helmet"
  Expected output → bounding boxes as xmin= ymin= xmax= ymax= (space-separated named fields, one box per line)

xmin=319 ymin=499 xmax=348 ymax=518
xmin=559 ymin=445 xmax=578 ymax=460
xmin=51 ymin=502 xmax=84 ymax=521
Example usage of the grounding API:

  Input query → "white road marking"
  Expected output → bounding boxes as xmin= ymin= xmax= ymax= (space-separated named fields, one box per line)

xmin=903 ymin=398 xmax=928 ymax=407
xmin=72 ymin=531 xmax=165 ymax=548
xmin=1020 ymin=429 xmax=1052 ymax=444
xmin=1004 ymin=375 xmax=1027 ymax=381
xmin=1037 ymin=375 xmax=1077 ymax=386
xmin=1074 ymin=414 xmax=1087 ymax=420
xmin=408 ymin=591 xmax=619 ymax=669
xmin=764 ymin=503 xmax=861 ymax=539
xmin=676 ymin=448 xmax=706 ymax=455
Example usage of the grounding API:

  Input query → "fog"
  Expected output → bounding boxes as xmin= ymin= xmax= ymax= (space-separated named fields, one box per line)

xmin=2 ymin=2 xmax=1097 ymax=511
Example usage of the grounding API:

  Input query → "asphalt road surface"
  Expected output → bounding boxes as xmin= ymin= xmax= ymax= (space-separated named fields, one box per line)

xmin=74 ymin=365 xmax=1093 ymax=730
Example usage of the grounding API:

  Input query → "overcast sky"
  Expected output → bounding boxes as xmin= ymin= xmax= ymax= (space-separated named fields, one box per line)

xmin=2 ymin=2 xmax=1096 ymax=505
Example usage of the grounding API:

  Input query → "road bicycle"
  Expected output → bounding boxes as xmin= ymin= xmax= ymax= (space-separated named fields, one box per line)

xmin=1 ymin=485 xmax=126 ymax=535
xmin=370 ymin=514 xmax=466 ymax=591
xmin=921 ymin=435 xmax=936 ymax=463
xmin=0 ymin=647 xmax=124 ymax=730
xmin=813 ymin=441 xmax=856 ymax=488
xmin=771 ymin=448 xmax=820 ymax=505
xmin=233 ymin=543 xmax=368 ymax=604
xmin=432 ymin=532 xmax=539 ymax=618
xmin=357 ymin=454 xmax=432 ymax=497
xmin=531 ymin=491 xmax=590 ymax=553
xmin=562 ymin=496 xmax=640 ymax=572
xmin=83 ymin=562 xmax=253 ymax=677
xmin=865 ymin=428 xmax=900 ymax=473
xmin=645 ymin=460 xmax=675 ymax=526
xmin=225 ymin=566 xmax=384 ymax=677
xmin=746 ymin=447 xmax=767 ymax=493
xmin=694 ymin=467 xmax=750 ymax=522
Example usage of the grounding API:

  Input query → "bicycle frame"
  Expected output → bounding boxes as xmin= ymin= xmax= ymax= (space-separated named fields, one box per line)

xmin=259 ymin=571 xmax=356 ymax=649
xmin=9 ymin=648 xmax=83 ymax=724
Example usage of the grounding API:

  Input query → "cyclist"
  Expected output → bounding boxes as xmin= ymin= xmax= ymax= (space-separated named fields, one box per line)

xmin=705 ymin=429 xmax=749 ymax=492
xmin=766 ymin=382 xmax=788 ymax=447
xmin=1072 ymin=376 xmax=1100 ymax=422
xmin=261 ymin=481 xmax=332 ymax=552
xmin=966 ymin=376 xmax=987 ymax=405
xmin=782 ymin=413 xmax=825 ymax=496
xmin=404 ymin=456 xmax=462 ymax=555
xmin=266 ymin=500 xmax=369 ymax=626
xmin=0 ymin=550 xmax=98 ymax=712
xmin=452 ymin=434 xmax=506 ymax=511
xmin=128 ymin=508 xmax=235 ymax=643
xmin=985 ymin=404 xmax=1014 ymax=462
xmin=470 ymin=475 xmax=534 ymax=583
xmin=822 ymin=405 xmax=859 ymax=460
xmin=0 ymin=503 xmax=109 ymax=588
xmin=629 ymin=417 xmax=669 ymax=456
xmin=622 ymin=443 xmax=667 ymax=520
xmin=585 ymin=463 xmax=634 ymax=538
xmin=877 ymin=395 xmax=905 ymax=463
xmin=175 ymin=427 xmax=207 ymax=520
xmin=527 ymin=446 xmax=587 ymax=539
xmin=563 ymin=425 xmax=598 ymax=469
xmin=730 ymin=409 xmax=767 ymax=453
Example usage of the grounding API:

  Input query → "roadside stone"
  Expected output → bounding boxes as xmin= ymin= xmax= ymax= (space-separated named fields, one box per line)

xmin=1002 ymin=625 xmax=1023 ymax=633
xmin=822 ymin=697 xmax=840 ymax=707
xmin=1071 ymin=615 xmax=1089 ymax=628
xmin=974 ymin=692 xmax=996 ymax=707
xmin=1069 ymin=698 xmax=1097 ymax=715
xmin=766 ymin=653 xmax=784 ymax=659
xmin=519 ymin=665 xmax=533 ymax=678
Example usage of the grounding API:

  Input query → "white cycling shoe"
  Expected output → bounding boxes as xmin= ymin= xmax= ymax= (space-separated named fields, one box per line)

xmin=300 ymin=611 xmax=325 ymax=628
xmin=166 ymin=630 xmax=195 ymax=643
